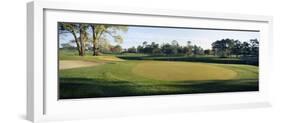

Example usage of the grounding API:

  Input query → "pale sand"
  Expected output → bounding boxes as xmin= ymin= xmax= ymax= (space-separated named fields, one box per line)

xmin=59 ymin=60 xmax=102 ymax=70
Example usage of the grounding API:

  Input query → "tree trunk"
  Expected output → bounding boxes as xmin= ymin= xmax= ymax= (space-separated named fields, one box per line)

xmin=93 ymin=39 xmax=98 ymax=56
xmin=91 ymin=25 xmax=98 ymax=56
xmin=79 ymin=25 xmax=85 ymax=56
xmin=71 ymin=31 xmax=82 ymax=56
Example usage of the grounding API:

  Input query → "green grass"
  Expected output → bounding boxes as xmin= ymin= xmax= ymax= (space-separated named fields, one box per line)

xmin=59 ymin=58 xmax=258 ymax=99
xmin=59 ymin=50 xmax=258 ymax=99
xmin=132 ymin=61 xmax=237 ymax=81
xmin=117 ymin=55 xmax=258 ymax=66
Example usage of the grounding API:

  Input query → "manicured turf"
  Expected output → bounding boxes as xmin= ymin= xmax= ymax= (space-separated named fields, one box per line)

xmin=59 ymin=55 xmax=259 ymax=99
xmin=132 ymin=61 xmax=237 ymax=81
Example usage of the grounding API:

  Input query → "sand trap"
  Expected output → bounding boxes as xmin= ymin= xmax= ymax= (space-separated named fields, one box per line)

xmin=59 ymin=60 xmax=102 ymax=70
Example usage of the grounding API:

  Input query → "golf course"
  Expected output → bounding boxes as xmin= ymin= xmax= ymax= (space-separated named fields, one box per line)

xmin=58 ymin=22 xmax=259 ymax=99
xmin=59 ymin=53 xmax=258 ymax=99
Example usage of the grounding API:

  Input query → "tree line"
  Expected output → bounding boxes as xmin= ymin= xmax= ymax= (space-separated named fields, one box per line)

xmin=59 ymin=23 xmax=128 ymax=56
xmin=212 ymin=38 xmax=259 ymax=58
xmin=124 ymin=40 xmax=206 ymax=56
xmin=123 ymin=38 xmax=259 ymax=58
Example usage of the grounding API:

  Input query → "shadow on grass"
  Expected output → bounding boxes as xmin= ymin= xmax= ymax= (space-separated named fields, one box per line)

xmin=59 ymin=78 xmax=258 ymax=99
xmin=117 ymin=55 xmax=258 ymax=66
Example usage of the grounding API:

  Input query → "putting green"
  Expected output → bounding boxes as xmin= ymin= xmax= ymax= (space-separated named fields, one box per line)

xmin=132 ymin=61 xmax=237 ymax=81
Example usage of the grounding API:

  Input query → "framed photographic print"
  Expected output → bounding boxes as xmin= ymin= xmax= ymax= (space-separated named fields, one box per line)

xmin=27 ymin=0 xmax=273 ymax=122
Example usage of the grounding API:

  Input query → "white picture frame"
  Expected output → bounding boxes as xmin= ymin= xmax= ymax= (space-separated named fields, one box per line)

xmin=27 ymin=0 xmax=273 ymax=122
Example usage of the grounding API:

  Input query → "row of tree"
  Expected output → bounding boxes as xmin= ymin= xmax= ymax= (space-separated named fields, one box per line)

xmin=124 ymin=40 xmax=208 ymax=56
xmin=123 ymin=39 xmax=259 ymax=57
xmin=212 ymin=38 xmax=259 ymax=58
xmin=59 ymin=23 xmax=128 ymax=56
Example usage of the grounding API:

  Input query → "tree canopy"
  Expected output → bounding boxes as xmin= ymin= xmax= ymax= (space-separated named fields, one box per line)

xmin=59 ymin=22 xmax=128 ymax=56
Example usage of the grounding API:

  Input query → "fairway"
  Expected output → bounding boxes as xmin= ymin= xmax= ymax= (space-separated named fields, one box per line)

xmin=132 ymin=61 xmax=237 ymax=81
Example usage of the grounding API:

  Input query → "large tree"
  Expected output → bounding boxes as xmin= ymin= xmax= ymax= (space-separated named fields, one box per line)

xmin=90 ymin=24 xmax=128 ymax=56
xmin=79 ymin=24 xmax=89 ymax=56
xmin=59 ymin=23 xmax=89 ymax=56
xmin=59 ymin=23 xmax=83 ymax=56
xmin=212 ymin=38 xmax=234 ymax=57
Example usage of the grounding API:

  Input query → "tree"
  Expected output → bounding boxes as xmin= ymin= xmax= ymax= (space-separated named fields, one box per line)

xmin=231 ymin=40 xmax=242 ymax=57
xmin=137 ymin=45 xmax=144 ymax=53
xmin=89 ymin=24 xmax=128 ymax=56
xmin=171 ymin=40 xmax=179 ymax=55
xmin=59 ymin=23 xmax=83 ymax=56
xmin=212 ymin=39 xmax=234 ymax=57
xmin=186 ymin=41 xmax=193 ymax=56
xmin=89 ymin=24 xmax=98 ymax=55
xmin=58 ymin=23 xmax=90 ymax=56
xmin=193 ymin=45 xmax=204 ymax=56
xmin=241 ymin=42 xmax=251 ymax=56
xmin=249 ymin=39 xmax=259 ymax=57
xmin=150 ymin=42 xmax=161 ymax=54
xmin=98 ymin=39 xmax=112 ymax=53
xmin=142 ymin=41 xmax=148 ymax=47
xmin=111 ymin=45 xmax=122 ymax=53
xmin=161 ymin=43 xmax=173 ymax=55
xmin=128 ymin=47 xmax=137 ymax=53
xmin=204 ymin=49 xmax=212 ymax=55
xmin=79 ymin=24 xmax=89 ymax=56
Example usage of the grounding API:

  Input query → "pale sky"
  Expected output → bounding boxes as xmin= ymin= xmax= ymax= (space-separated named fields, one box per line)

xmin=59 ymin=25 xmax=260 ymax=50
